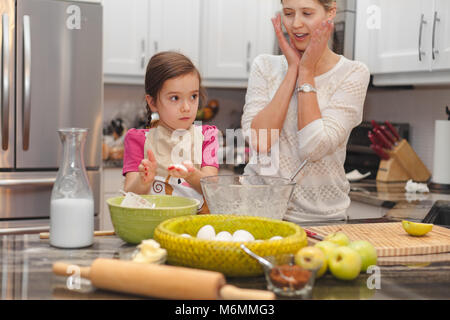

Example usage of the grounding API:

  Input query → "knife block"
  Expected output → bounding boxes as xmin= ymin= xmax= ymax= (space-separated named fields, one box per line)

xmin=376 ymin=139 xmax=431 ymax=182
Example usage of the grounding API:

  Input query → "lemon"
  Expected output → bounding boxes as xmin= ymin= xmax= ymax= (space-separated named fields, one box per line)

xmin=402 ymin=220 xmax=433 ymax=236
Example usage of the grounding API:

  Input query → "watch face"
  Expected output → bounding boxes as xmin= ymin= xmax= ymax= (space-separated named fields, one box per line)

xmin=303 ymin=86 xmax=312 ymax=92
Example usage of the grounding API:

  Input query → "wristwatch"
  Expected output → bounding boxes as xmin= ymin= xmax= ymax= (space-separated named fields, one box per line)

xmin=296 ymin=83 xmax=317 ymax=94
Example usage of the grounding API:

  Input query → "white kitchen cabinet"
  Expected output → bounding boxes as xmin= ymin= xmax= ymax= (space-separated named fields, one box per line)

xmin=355 ymin=0 xmax=450 ymax=85
xmin=104 ymin=0 xmax=200 ymax=84
xmin=148 ymin=0 xmax=200 ymax=66
xmin=358 ymin=0 xmax=431 ymax=74
xmin=432 ymin=0 xmax=450 ymax=71
xmin=103 ymin=0 xmax=148 ymax=79
xmin=200 ymin=0 xmax=280 ymax=87
xmin=100 ymin=168 xmax=124 ymax=230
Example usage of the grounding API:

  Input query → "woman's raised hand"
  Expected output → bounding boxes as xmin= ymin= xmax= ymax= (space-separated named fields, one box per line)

xmin=138 ymin=149 xmax=157 ymax=185
xmin=271 ymin=13 xmax=301 ymax=69
xmin=299 ymin=19 xmax=334 ymax=74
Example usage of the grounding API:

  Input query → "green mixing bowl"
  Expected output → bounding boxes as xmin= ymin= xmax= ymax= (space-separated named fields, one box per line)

xmin=107 ymin=195 xmax=199 ymax=244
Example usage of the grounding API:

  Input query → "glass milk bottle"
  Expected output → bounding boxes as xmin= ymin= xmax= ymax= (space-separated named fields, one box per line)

xmin=50 ymin=128 xmax=94 ymax=248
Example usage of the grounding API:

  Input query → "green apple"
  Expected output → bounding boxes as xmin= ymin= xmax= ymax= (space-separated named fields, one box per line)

xmin=328 ymin=246 xmax=362 ymax=281
xmin=324 ymin=231 xmax=350 ymax=246
xmin=314 ymin=240 xmax=338 ymax=260
xmin=348 ymin=240 xmax=377 ymax=272
xmin=295 ymin=246 xmax=327 ymax=278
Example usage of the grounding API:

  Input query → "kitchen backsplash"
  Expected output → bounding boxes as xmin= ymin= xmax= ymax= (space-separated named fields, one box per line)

xmin=363 ymin=86 xmax=450 ymax=174
xmin=104 ymin=84 xmax=450 ymax=175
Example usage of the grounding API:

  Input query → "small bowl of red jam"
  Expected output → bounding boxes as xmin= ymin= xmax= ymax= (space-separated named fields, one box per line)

xmin=263 ymin=254 xmax=320 ymax=298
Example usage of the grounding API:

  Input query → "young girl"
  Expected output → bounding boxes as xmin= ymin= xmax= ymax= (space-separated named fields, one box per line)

xmin=122 ymin=51 xmax=219 ymax=213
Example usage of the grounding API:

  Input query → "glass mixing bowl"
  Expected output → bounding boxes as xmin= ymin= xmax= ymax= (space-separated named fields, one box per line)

xmin=200 ymin=175 xmax=296 ymax=220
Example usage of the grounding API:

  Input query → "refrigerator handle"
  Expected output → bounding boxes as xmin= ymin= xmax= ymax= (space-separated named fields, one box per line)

xmin=1 ymin=14 xmax=10 ymax=151
xmin=0 ymin=177 xmax=56 ymax=186
xmin=22 ymin=15 xmax=31 ymax=151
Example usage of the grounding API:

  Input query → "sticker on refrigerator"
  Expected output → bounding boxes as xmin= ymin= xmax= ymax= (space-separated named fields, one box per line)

xmin=66 ymin=5 xmax=81 ymax=30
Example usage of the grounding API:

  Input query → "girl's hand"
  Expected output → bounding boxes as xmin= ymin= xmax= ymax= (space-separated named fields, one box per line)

xmin=299 ymin=19 xmax=334 ymax=74
xmin=138 ymin=149 xmax=157 ymax=185
xmin=168 ymin=161 xmax=196 ymax=180
xmin=272 ymin=13 xmax=301 ymax=70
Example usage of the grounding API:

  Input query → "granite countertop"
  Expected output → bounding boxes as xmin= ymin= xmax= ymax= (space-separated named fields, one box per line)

xmin=1 ymin=179 xmax=449 ymax=300
xmin=1 ymin=231 xmax=449 ymax=300
xmin=349 ymin=180 xmax=450 ymax=223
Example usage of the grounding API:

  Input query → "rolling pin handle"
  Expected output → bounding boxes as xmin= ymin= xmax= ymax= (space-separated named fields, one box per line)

xmin=219 ymin=284 xmax=275 ymax=300
xmin=53 ymin=262 xmax=91 ymax=279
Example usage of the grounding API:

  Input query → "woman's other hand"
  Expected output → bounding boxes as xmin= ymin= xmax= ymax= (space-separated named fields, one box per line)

xmin=299 ymin=19 xmax=334 ymax=75
xmin=138 ymin=149 xmax=157 ymax=185
xmin=272 ymin=13 xmax=301 ymax=70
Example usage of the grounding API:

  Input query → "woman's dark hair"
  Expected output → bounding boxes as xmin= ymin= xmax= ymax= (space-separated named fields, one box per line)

xmin=144 ymin=51 xmax=206 ymax=128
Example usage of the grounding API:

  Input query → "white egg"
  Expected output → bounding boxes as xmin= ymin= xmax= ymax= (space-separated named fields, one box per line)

xmin=269 ymin=236 xmax=283 ymax=241
xmin=196 ymin=225 xmax=216 ymax=240
xmin=232 ymin=229 xmax=255 ymax=242
xmin=180 ymin=233 xmax=192 ymax=238
xmin=215 ymin=231 xmax=233 ymax=241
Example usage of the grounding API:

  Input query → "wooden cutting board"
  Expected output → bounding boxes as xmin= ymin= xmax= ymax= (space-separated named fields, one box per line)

xmin=307 ymin=222 xmax=450 ymax=257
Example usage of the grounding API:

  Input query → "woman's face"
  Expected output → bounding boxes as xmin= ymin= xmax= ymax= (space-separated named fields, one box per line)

xmin=281 ymin=0 xmax=336 ymax=52
xmin=147 ymin=72 xmax=200 ymax=131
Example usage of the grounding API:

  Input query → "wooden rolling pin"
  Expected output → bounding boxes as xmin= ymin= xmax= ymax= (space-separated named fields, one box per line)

xmin=40 ymin=230 xmax=115 ymax=239
xmin=53 ymin=258 xmax=275 ymax=300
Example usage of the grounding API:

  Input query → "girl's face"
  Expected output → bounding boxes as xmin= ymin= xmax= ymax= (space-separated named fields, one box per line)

xmin=147 ymin=72 xmax=200 ymax=130
xmin=282 ymin=0 xmax=336 ymax=52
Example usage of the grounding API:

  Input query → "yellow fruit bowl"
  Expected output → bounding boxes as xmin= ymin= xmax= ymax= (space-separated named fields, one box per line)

xmin=153 ymin=215 xmax=308 ymax=277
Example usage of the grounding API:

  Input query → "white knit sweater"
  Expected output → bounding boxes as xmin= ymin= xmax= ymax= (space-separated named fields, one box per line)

xmin=241 ymin=54 xmax=370 ymax=222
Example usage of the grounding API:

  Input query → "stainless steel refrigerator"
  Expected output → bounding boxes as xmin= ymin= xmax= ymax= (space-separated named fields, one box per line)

xmin=0 ymin=0 xmax=102 ymax=227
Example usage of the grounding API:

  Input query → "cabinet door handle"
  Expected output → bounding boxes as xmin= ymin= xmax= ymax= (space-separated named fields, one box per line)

xmin=246 ymin=42 xmax=251 ymax=73
xmin=432 ymin=11 xmax=440 ymax=60
xmin=1 ymin=14 xmax=10 ymax=151
xmin=418 ymin=14 xmax=427 ymax=62
xmin=141 ymin=39 xmax=146 ymax=69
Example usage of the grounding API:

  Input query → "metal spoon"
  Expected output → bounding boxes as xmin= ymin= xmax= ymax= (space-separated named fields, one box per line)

xmin=241 ymin=244 xmax=298 ymax=285
xmin=240 ymin=244 xmax=274 ymax=270
xmin=289 ymin=159 xmax=309 ymax=182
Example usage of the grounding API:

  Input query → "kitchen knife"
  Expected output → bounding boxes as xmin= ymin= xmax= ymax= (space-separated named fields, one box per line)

xmin=384 ymin=121 xmax=401 ymax=141
xmin=371 ymin=120 xmax=382 ymax=131
xmin=368 ymin=130 xmax=383 ymax=147
xmin=304 ymin=229 xmax=324 ymax=241
xmin=380 ymin=125 xmax=397 ymax=145
xmin=373 ymin=128 xmax=394 ymax=150
xmin=371 ymin=144 xmax=390 ymax=160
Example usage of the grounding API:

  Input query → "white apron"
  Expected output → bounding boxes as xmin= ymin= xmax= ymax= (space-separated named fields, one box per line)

xmin=143 ymin=123 xmax=209 ymax=214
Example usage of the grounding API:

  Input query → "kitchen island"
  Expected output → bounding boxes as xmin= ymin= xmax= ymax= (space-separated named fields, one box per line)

xmin=1 ymin=180 xmax=450 ymax=300
xmin=1 ymin=229 xmax=449 ymax=300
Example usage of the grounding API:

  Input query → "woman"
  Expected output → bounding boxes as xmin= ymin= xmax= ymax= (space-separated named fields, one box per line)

xmin=241 ymin=0 xmax=370 ymax=222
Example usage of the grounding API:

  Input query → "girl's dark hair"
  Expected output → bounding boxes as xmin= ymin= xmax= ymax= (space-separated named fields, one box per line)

xmin=280 ymin=0 xmax=335 ymax=11
xmin=144 ymin=51 xmax=206 ymax=128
